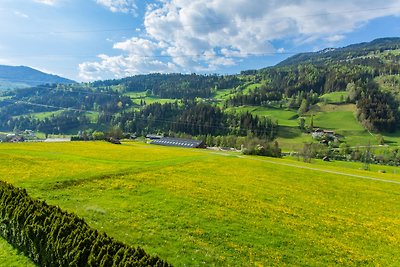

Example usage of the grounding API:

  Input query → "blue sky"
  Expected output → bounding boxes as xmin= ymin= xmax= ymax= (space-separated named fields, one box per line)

xmin=1 ymin=0 xmax=400 ymax=81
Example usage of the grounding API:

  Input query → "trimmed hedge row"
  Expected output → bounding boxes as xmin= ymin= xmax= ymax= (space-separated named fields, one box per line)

xmin=0 ymin=181 xmax=170 ymax=267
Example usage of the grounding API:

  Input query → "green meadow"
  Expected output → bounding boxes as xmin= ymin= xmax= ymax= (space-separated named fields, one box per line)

xmin=319 ymin=91 xmax=349 ymax=103
xmin=306 ymin=104 xmax=378 ymax=146
xmin=124 ymin=92 xmax=176 ymax=105
xmin=243 ymin=82 xmax=262 ymax=94
xmin=12 ymin=110 xmax=99 ymax=123
xmin=1 ymin=142 xmax=400 ymax=265
xmin=213 ymin=88 xmax=236 ymax=101
xmin=228 ymin=102 xmax=400 ymax=149
xmin=226 ymin=106 xmax=299 ymax=127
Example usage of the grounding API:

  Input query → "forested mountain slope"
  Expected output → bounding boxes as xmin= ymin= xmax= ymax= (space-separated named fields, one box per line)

xmin=276 ymin=37 xmax=400 ymax=67
xmin=0 ymin=38 xmax=400 ymax=143
xmin=236 ymin=38 xmax=400 ymax=132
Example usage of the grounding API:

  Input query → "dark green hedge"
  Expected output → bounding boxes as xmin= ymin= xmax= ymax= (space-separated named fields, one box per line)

xmin=0 ymin=181 xmax=170 ymax=267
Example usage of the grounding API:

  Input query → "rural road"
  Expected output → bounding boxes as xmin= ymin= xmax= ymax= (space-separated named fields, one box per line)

xmin=207 ymin=150 xmax=400 ymax=185
xmin=237 ymin=155 xmax=400 ymax=185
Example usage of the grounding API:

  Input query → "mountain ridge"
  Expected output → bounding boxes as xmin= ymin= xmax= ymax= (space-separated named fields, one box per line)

xmin=275 ymin=37 xmax=400 ymax=67
xmin=0 ymin=65 xmax=75 ymax=90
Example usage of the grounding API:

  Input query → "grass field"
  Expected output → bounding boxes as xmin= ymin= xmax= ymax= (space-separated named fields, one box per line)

xmin=319 ymin=91 xmax=349 ymax=103
xmin=306 ymin=104 xmax=378 ymax=146
xmin=213 ymin=88 xmax=236 ymax=100
xmin=225 ymin=104 xmax=379 ymax=148
xmin=12 ymin=110 xmax=99 ymax=123
xmin=226 ymin=106 xmax=299 ymax=127
xmin=1 ymin=142 xmax=400 ymax=265
xmin=243 ymin=83 xmax=262 ymax=94
xmin=124 ymin=91 xmax=147 ymax=98
xmin=0 ymin=237 xmax=36 ymax=267
xmin=226 ymin=103 xmax=400 ymax=149
xmin=124 ymin=92 xmax=176 ymax=105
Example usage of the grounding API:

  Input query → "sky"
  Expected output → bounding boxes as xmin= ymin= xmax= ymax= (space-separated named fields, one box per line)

xmin=1 ymin=0 xmax=400 ymax=82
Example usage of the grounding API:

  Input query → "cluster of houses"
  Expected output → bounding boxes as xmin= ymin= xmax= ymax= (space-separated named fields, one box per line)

xmin=311 ymin=128 xmax=338 ymax=144
xmin=0 ymin=130 xmax=36 ymax=143
xmin=0 ymin=130 xmax=72 ymax=143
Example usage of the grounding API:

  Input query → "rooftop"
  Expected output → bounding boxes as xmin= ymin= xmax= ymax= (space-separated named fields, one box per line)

xmin=151 ymin=137 xmax=205 ymax=148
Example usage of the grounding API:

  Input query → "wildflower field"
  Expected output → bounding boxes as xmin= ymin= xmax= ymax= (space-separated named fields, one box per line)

xmin=0 ymin=141 xmax=400 ymax=265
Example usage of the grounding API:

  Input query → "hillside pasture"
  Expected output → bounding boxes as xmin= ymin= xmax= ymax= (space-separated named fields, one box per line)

xmin=319 ymin=91 xmax=349 ymax=103
xmin=226 ymin=106 xmax=299 ymax=127
xmin=124 ymin=91 xmax=147 ymax=98
xmin=1 ymin=142 xmax=400 ymax=265
xmin=243 ymin=82 xmax=262 ymax=94
xmin=226 ymin=103 xmax=380 ymax=148
xmin=133 ymin=97 xmax=177 ymax=105
xmin=11 ymin=110 xmax=99 ymax=123
xmin=378 ymin=131 xmax=400 ymax=146
xmin=124 ymin=91 xmax=177 ymax=105
xmin=213 ymin=88 xmax=236 ymax=100
xmin=306 ymin=104 xmax=377 ymax=146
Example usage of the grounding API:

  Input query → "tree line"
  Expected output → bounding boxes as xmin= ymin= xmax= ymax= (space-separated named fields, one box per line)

xmin=92 ymin=73 xmax=242 ymax=99
xmin=347 ymin=80 xmax=399 ymax=132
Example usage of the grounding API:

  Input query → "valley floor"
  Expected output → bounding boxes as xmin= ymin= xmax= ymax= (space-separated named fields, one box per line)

xmin=0 ymin=141 xmax=400 ymax=265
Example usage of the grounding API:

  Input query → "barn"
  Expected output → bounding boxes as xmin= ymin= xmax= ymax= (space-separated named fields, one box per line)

xmin=150 ymin=137 xmax=205 ymax=148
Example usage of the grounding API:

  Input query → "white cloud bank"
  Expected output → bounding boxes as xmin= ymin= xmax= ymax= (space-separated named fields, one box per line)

xmin=80 ymin=0 xmax=400 ymax=80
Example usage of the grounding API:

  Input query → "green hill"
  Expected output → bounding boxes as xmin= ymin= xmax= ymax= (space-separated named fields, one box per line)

xmin=1 ymin=38 xmax=400 ymax=150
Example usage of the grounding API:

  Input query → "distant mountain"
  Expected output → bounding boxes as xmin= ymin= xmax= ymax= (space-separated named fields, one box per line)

xmin=276 ymin=37 xmax=400 ymax=67
xmin=0 ymin=65 xmax=75 ymax=90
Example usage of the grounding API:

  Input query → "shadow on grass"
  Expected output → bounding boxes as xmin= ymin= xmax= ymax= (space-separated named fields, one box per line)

xmin=278 ymin=126 xmax=303 ymax=138
xmin=383 ymin=140 xmax=397 ymax=145
xmin=288 ymin=114 xmax=299 ymax=120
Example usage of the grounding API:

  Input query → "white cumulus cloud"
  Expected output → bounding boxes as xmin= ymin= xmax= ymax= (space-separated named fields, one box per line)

xmin=80 ymin=0 xmax=400 ymax=81
xmin=96 ymin=0 xmax=137 ymax=15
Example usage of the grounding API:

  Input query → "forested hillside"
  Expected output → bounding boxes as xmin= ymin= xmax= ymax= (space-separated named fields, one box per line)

xmin=0 ymin=38 xmax=400 ymax=145
xmin=92 ymin=73 xmax=241 ymax=99
xmin=276 ymin=37 xmax=400 ymax=67
xmin=237 ymin=38 xmax=400 ymax=132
